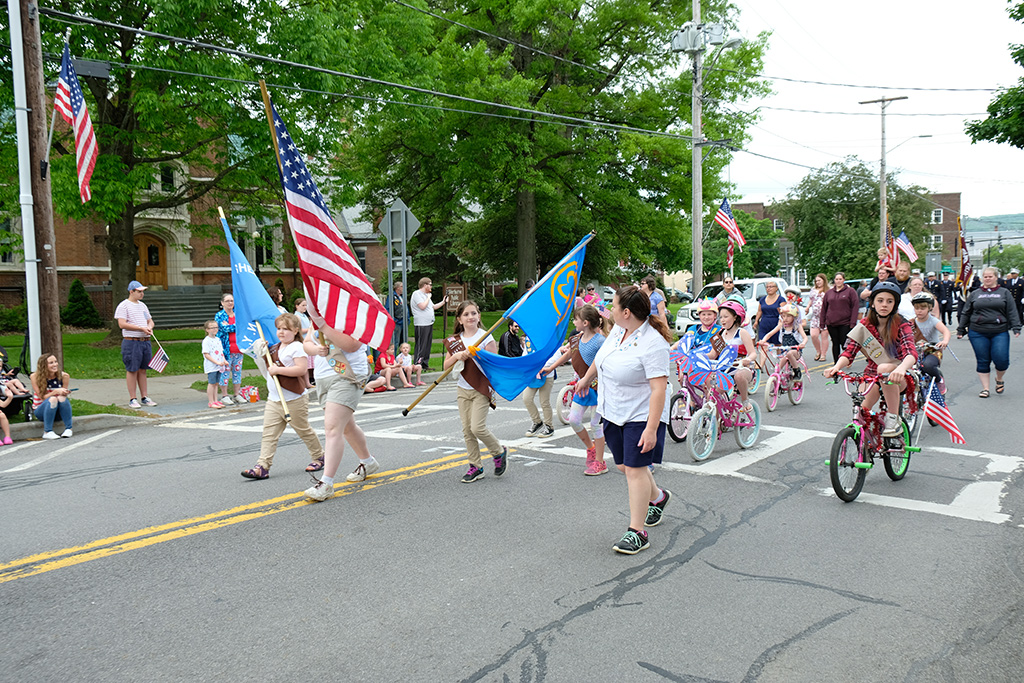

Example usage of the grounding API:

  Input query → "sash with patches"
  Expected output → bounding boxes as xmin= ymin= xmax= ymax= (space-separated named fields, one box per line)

xmin=567 ymin=333 xmax=599 ymax=389
xmin=269 ymin=343 xmax=308 ymax=395
xmin=444 ymin=335 xmax=495 ymax=408
xmin=845 ymin=324 xmax=897 ymax=366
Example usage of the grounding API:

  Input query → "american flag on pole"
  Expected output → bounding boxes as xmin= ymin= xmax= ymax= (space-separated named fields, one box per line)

xmin=727 ymin=237 xmax=735 ymax=269
xmin=714 ymin=199 xmax=746 ymax=249
xmin=54 ymin=44 xmax=98 ymax=203
xmin=895 ymin=230 xmax=918 ymax=262
xmin=924 ymin=379 xmax=965 ymax=444
xmin=270 ymin=103 xmax=394 ymax=349
xmin=885 ymin=215 xmax=901 ymax=270
xmin=147 ymin=344 xmax=169 ymax=373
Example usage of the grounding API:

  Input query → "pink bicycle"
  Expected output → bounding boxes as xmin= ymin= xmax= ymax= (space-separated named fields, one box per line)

xmin=686 ymin=365 xmax=762 ymax=461
xmin=762 ymin=344 xmax=808 ymax=411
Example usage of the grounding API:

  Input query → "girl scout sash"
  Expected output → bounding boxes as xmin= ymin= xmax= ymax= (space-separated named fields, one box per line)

xmin=443 ymin=335 xmax=495 ymax=408
xmin=845 ymin=324 xmax=897 ymax=365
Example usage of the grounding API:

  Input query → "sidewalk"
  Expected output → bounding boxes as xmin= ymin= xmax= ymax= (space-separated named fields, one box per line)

xmin=8 ymin=368 xmax=446 ymax=440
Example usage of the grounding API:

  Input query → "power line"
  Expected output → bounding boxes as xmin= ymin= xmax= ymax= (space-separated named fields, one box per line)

xmin=708 ymin=67 xmax=1003 ymax=92
xmin=38 ymin=7 xmax=699 ymax=143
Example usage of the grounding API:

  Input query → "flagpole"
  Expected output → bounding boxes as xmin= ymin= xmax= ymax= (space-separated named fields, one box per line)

xmin=219 ymin=206 xmax=291 ymax=422
xmin=42 ymin=33 xmax=72 ymax=180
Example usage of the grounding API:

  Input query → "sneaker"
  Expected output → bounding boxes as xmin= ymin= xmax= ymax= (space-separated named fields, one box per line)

xmin=220 ymin=395 xmax=235 ymax=405
xmin=792 ymin=367 xmax=802 ymax=380
xmin=645 ymin=489 xmax=672 ymax=527
xmin=584 ymin=447 xmax=608 ymax=476
xmin=241 ymin=464 xmax=269 ymax=480
xmin=42 ymin=431 xmax=60 ymax=440
xmin=346 ymin=460 xmax=380 ymax=482
xmin=304 ymin=479 xmax=334 ymax=502
xmin=882 ymin=412 xmax=901 ymax=437
xmin=613 ymin=528 xmax=650 ymax=555
xmin=461 ymin=465 xmax=484 ymax=483
xmin=140 ymin=397 xmax=158 ymax=407
xmin=537 ymin=425 xmax=555 ymax=438
xmin=209 ymin=402 xmax=224 ymax=409
xmin=234 ymin=394 xmax=246 ymax=404
xmin=493 ymin=447 xmax=508 ymax=477
xmin=128 ymin=398 xmax=142 ymax=409
xmin=525 ymin=422 xmax=543 ymax=436
xmin=60 ymin=429 xmax=73 ymax=438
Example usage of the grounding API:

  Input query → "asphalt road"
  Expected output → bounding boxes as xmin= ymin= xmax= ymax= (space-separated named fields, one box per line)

xmin=1 ymin=336 xmax=1023 ymax=682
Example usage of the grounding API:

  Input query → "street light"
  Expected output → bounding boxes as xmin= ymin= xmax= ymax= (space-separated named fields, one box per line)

xmin=670 ymin=20 xmax=741 ymax=294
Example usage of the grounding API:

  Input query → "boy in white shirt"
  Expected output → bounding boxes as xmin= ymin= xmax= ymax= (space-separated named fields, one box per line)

xmin=201 ymin=321 xmax=228 ymax=409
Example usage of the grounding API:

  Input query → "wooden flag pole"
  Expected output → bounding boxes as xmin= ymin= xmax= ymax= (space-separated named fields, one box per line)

xmin=218 ymin=205 xmax=291 ymax=422
xmin=402 ymin=314 xmax=507 ymax=417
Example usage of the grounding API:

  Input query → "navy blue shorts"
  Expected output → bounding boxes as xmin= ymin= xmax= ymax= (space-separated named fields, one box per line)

xmin=207 ymin=371 xmax=221 ymax=385
xmin=603 ymin=420 xmax=666 ymax=468
xmin=121 ymin=338 xmax=152 ymax=373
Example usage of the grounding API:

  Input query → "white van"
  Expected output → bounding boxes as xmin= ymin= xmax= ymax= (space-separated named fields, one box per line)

xmin=674 ymin=277 xmax=790 ymax=337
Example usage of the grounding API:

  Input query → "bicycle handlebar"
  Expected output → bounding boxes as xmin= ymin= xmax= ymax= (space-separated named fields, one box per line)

xmin=830 ymin=370 xmax=888 ymax=385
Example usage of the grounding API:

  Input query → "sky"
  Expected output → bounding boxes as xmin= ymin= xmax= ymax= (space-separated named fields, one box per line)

xmin=724 ymin=0 xmax=1024 ymax=223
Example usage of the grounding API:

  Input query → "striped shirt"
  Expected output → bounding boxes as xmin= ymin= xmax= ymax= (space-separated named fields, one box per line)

xmin=114 ymin=299 xmax=152 ymax=338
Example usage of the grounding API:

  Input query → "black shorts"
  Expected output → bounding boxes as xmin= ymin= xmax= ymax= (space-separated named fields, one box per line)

xmin=603 ymin=420 xmax=666 ymax=468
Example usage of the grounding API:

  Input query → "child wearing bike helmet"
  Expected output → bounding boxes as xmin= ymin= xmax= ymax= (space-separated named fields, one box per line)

xmin=672 ymin=298 xmax=721 ymax=383
xmin=784 ymin=286 xmax=805 ymax=326
xmin=762 ymin=303 xmax=807 ymax=380
xmin=824 ymin=281 xmax=918 ymax=437
xmin=714 ymin=299 xmax=759 ymax=410
xmin=542 ymin=304 xmax=609 ymax=475
xmin=910 ymin=291 xmax=950 ymax=393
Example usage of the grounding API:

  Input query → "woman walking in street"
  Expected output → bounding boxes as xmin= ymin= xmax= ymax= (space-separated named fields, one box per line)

xmin=806 ymin=273 xmax=830 ymax=361
xmin=753 ymin=280 xmax=783 ymax=344
xmin=215 ymin=294 xmax=245 ymax=405
xmin=819 ymin=272 xmax=861 ymax=363
xmin=957 ymin=267 xmax=1022 ymax=398
xmin=575 ymin=286 xmax=672 ymax=555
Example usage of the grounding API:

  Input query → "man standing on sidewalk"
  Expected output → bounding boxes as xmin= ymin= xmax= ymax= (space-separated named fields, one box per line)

xmin=409 ymin=278 xmax=447 ymax=371
xmin=115 ymin=281 xmax=158 ymax=409
xmin=389 ymin=281 xmax=407 ymax=347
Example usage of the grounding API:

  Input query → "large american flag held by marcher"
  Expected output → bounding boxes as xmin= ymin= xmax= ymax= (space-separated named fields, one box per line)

xmin=54 ymin=44 xmax=98 ymax=203
xmin=270 ymin=104 xmax=394 ymax=349
xmin=924 ymin=380 xmax=965 ymax=444
xmin=714 ymin=199 xmax=746 ymax=249
xmin=895 ymin=230 xmax=918 ymax=262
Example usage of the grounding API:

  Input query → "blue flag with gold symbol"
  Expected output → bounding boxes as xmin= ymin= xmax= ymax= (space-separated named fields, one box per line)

xmin=220 ymin=213 xmax=281 ymax=353
xmin=474 ymin=234 xmax=594 ymax=401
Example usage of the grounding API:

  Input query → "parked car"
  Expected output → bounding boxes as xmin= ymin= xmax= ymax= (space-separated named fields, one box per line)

xmin=674 ymin=277 xmax=790 ymax=337
xmin=665 ymin=288 xmax=693 ymax=304
xmin=601 ymin=286 xmax=616 ymax=304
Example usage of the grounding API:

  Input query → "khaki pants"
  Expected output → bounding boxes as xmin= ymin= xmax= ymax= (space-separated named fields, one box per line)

xmin=522 ymin=375 xmax=553 ymax=426
xmin=257 ymin=394 xmax=324 ymax=469
xmin=457 ymin=386 xmax=501 ymax=467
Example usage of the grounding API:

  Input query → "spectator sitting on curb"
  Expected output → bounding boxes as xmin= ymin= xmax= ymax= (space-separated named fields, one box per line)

xmin=31 ymin=353 xmax=73 ymax=440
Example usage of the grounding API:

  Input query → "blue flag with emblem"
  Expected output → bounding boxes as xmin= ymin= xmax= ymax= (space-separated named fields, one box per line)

xmin=220 ymin=211 xmax=282 ymax=353
xmin=473 ymin=234 xmax=594 ymax=401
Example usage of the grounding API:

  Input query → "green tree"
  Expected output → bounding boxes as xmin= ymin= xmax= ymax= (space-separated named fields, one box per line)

xmin=60 ymin=279 xmax=104 ymax=328
xmin=346 ymin=0 xmax=771 ymax=287
xmin=771 ymin=158 xmax=935 ymax=279
xmin=987 ymin=243 xmax=1024 ymax=272
xmin=966 ymin=2 xmax=1024 ymax=147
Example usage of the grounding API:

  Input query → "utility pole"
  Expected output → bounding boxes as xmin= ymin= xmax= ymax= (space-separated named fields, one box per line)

xmin=690 ymin=0 xmax=704 ymax=294
xmin=860 ymin=95 xmax=907 ymax=249
xmin=21 ymin=0 xmax=63 ymax=366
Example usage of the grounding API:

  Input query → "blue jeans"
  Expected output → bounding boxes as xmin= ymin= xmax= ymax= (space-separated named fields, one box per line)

xmin=968 ymin=330 xmax=1010 ymax=373
xmin=34 ymin=397 xmax=73 ymax=433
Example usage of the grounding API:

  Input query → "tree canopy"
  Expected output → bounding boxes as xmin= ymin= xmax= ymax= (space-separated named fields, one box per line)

xmin=966 ymin=1 xmax=1024 ymax=147
xmin=770 ymin=157 xmax=935 ymax=279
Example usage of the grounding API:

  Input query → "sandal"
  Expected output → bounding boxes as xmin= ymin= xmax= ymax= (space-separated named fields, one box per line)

xmin=996 ymin=380 xmax=1005 ymax=394
xmin=979 ymin=389 xmax=990 ymax=399
xmin=241 ymin=464 xmax=269 ymax=479
xmin=305 ymin=459 xmax=325 ymax=472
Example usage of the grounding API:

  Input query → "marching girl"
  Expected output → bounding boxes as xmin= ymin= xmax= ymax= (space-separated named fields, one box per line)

xmin=443 ymin=300 xmax=508 ymax=483
xmin=542 ymin=304 xmax=609 ymax=476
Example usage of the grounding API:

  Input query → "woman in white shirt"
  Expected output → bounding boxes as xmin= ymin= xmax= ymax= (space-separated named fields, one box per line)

xmin=576 ymin=286 xmax=673 ymax=555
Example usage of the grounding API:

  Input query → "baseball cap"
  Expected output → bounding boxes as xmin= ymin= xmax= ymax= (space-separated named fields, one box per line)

xmin=128 ymin=280 xmax=148 ymax=292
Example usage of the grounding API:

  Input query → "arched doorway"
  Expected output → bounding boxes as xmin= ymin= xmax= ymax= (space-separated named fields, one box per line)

xmin=134 ymin=233 xmax=167 ymax=289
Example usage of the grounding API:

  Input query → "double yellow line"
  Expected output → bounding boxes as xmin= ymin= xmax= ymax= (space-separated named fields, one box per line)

xmin=0 ymin=451 xmax=484 ymax=584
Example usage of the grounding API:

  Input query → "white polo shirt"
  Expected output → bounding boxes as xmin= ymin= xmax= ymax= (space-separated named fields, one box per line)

xmin=593 ymin=321 xmax=671 ymax=426
xmin=410 ymin=289 xmax=435 ymax=326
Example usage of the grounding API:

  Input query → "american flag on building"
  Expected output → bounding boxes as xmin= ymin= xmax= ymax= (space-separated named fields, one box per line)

xmin=895 ymin=230 xmax=918 ymax=262
xmin=270 ymin=103 xmax=394 ymax=349
xmin=54 ymin=44 xmax=98 ymax=203
xmin=924 ymin=379 xmax=965 ymax=444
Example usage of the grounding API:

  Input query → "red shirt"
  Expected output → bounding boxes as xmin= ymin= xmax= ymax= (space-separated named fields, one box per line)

xmin=375 ymin=351 xmax=396 ymax=372
xmin=228 ymin=314 xmax=240 ymax=354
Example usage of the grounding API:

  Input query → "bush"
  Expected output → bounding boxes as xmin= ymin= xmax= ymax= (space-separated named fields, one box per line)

xmin=500 ymin=286 xmax=519 ymax=309
xmin=479 ymin=291 xmax=499 ymax=312
xmin=0 ymin=302 xmax=27 ymax=333
xmin=61 ymin=279 xmax=104 ymax=328
xmin=287 ymin=287 xmax=304 ymax=312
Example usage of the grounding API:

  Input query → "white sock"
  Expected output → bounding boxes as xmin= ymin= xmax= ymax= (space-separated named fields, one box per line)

xmin=360 ymin=456 xmax=375 ymax=465
xmin=320 ymin=476 xmax=334 ymax=487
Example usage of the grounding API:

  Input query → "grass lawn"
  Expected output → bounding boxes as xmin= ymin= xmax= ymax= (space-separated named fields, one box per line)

xmin=4 ymin=397 xmax=140 ymax=425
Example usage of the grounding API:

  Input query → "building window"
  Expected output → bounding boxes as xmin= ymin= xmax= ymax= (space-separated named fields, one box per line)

xmin=930 ymin=209 xmax=943 ymax=224
xmin=927 ymin=234 xmax=943 ymax=250
xmin=796 ymin=269 xmax=808 ymax=287
xmin=0 ymin=219 xmax=14 ymax=264
xmin=354 ymin=247 xmax=367 ymax=273
xmin=773 ymin=219 xmax=785 ymax=231
xmin=159 ymin=166 xmax=176 ymax=193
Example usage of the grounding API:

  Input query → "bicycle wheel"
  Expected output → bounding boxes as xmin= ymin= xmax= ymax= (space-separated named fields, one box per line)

xmin=883 ymin=418 xmax=911 ymax=481
xmin=667 ymin=393 xmax=692 ymax=443
xmin=765 ymin=375 xmax=779 ymax=412
xmin=556 ymin=385 xmax=573 ymax=425
xmin=788 ymin=365 xmax=805 ymax=405
xmin=749 ymin=365 xmax=762 ymax=393
xmin=829 ymin=427 xmax=866 ymax=502
xmin=734 ymin=400 xmax=761 ymax=449
xmin=688 ymin=406 xmax=717 ymax=461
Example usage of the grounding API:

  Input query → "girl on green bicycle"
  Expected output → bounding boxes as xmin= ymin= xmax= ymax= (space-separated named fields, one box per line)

xmin=824 ymin=281 xmax=918 ymax=437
